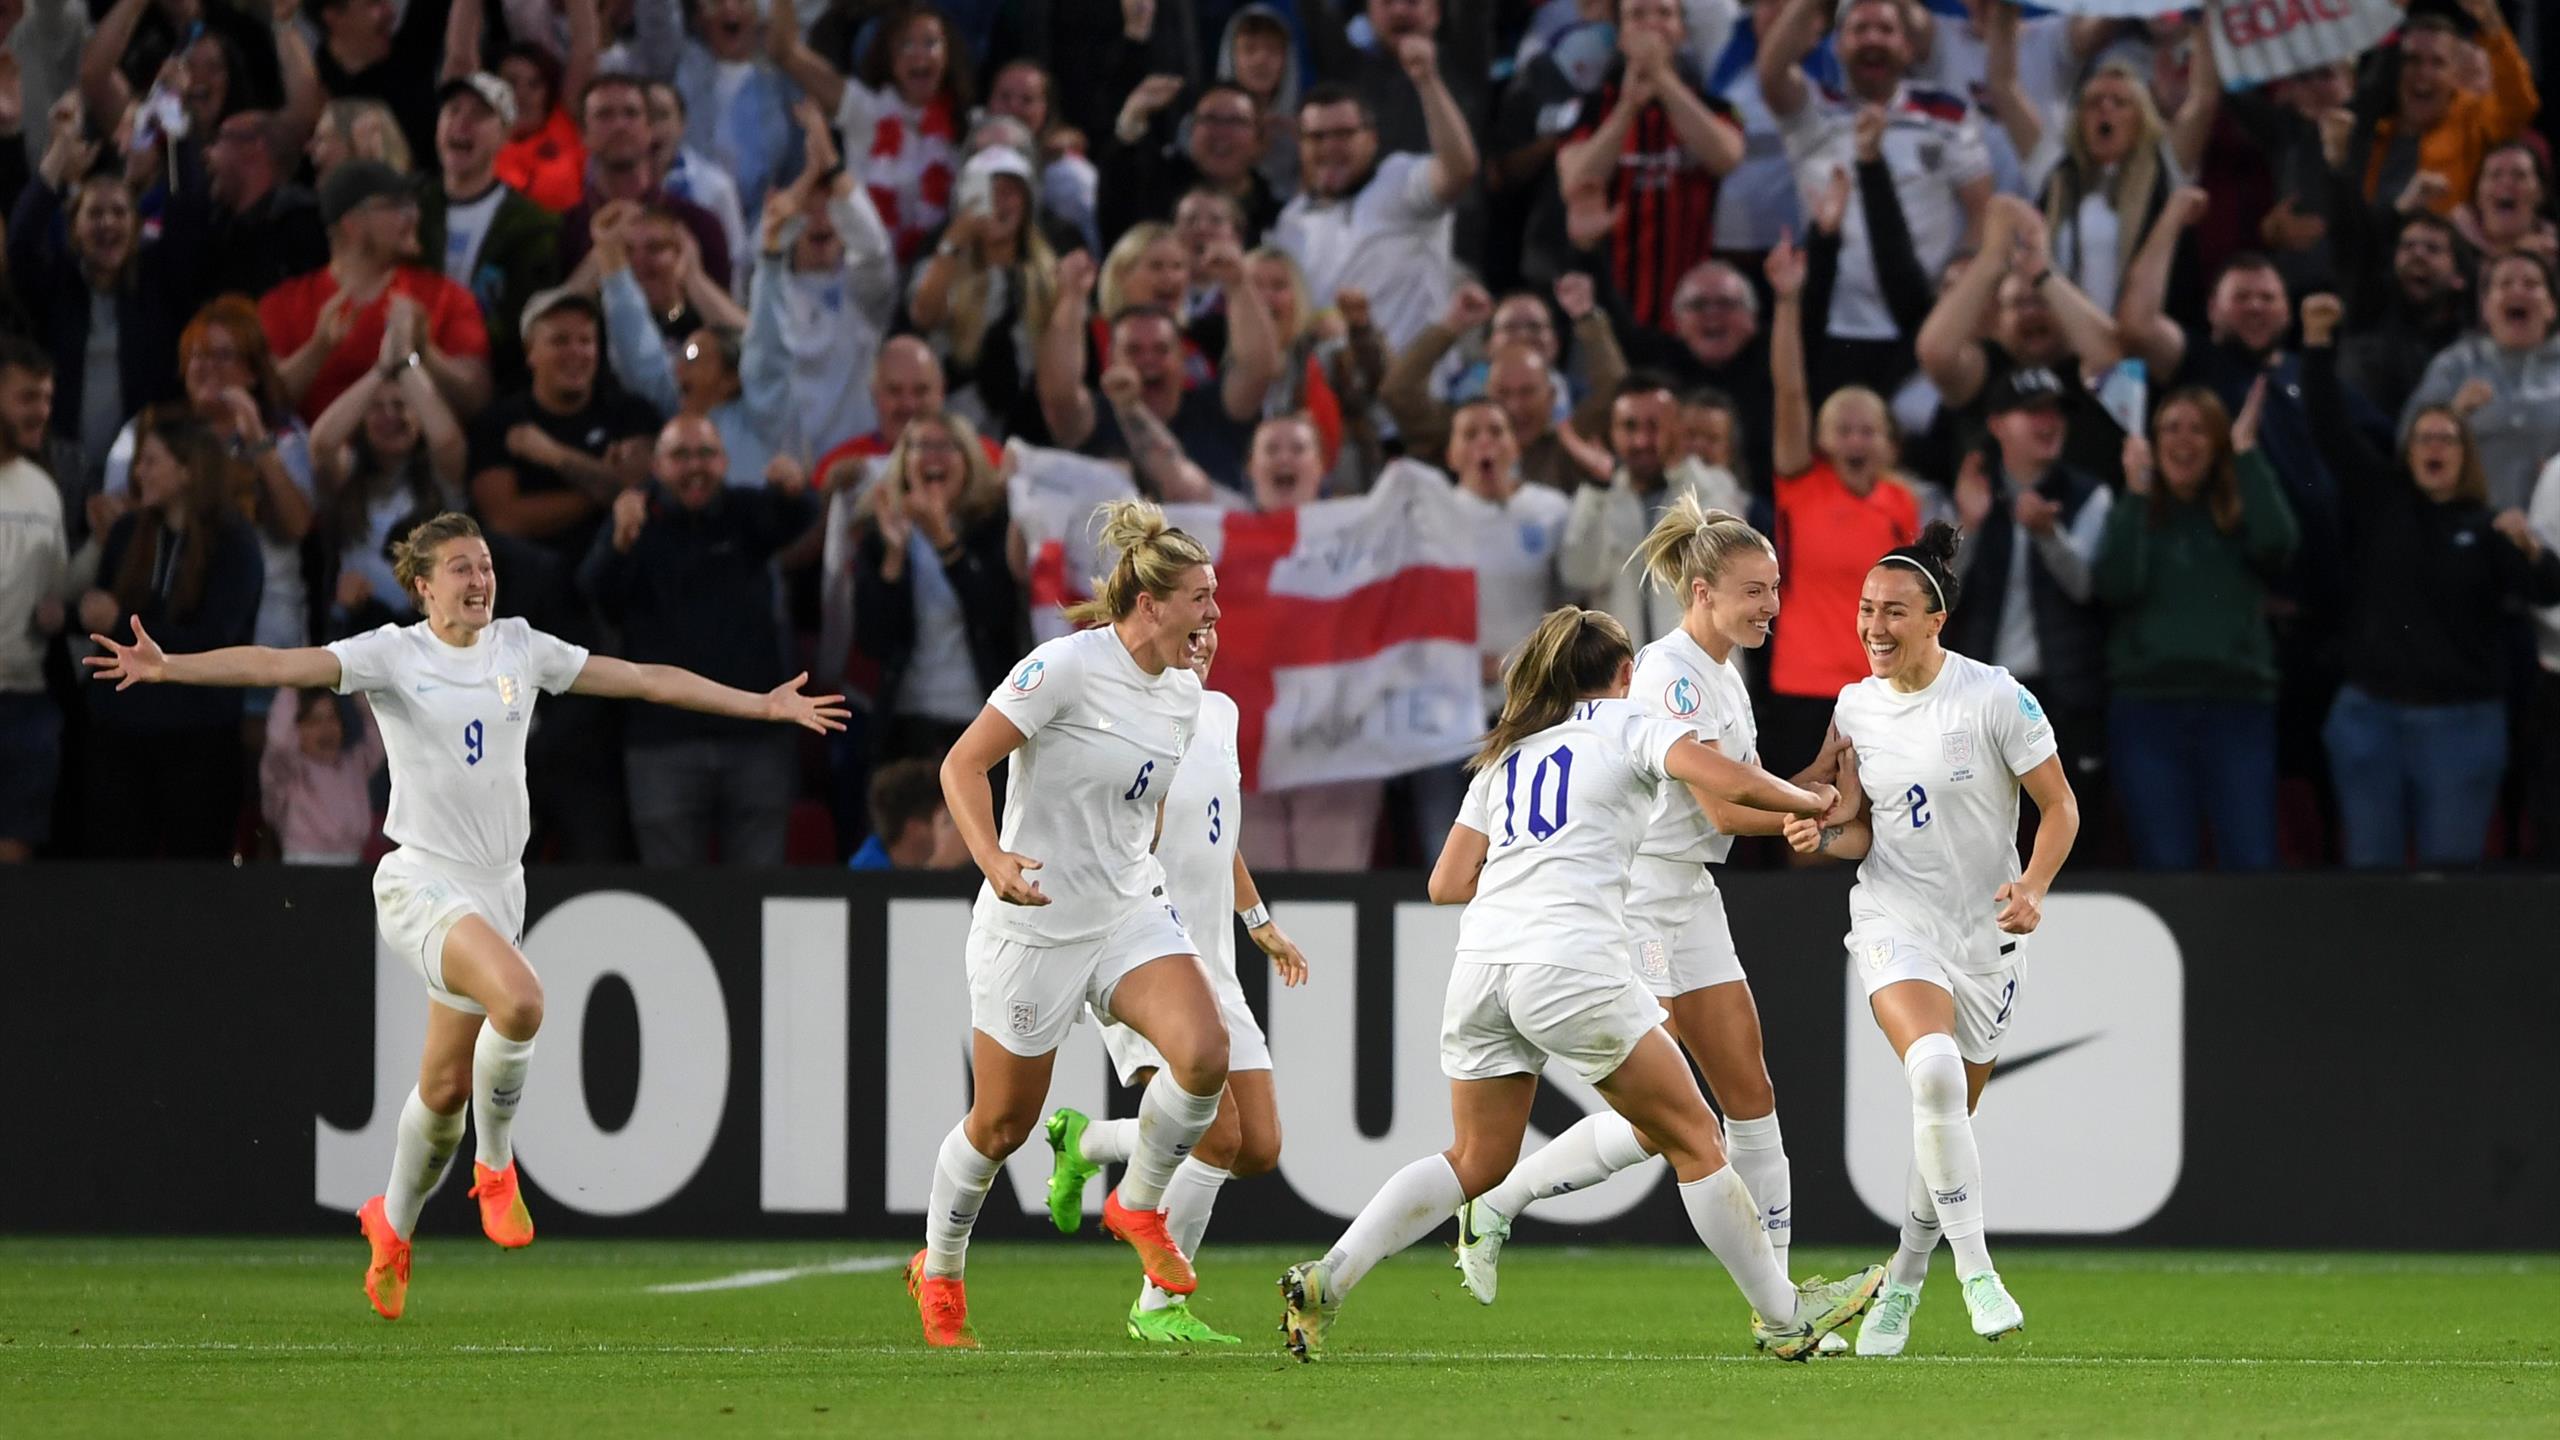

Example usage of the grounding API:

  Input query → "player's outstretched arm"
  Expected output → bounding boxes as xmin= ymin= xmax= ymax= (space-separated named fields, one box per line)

xmin=1666 ymin=736 xmax=1830 ymax=819
xmin=1233 ymin=851 xmax=1309 ymax=987
xmin=570 ymin=657 xmax=849 ymax=734
xmin=83 ymin=618 xmax=342 ymax=691
xmin=1426 ymin=822 xmax=1490 ymax=905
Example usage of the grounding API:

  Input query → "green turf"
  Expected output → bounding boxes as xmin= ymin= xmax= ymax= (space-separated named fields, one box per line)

xmin=4 ymin=1238 xmax=2555 ymax=1438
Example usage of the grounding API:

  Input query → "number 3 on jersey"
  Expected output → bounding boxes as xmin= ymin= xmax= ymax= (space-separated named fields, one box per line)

xmin=1498 ymin=744 xmax=1575 ymax=846
xmin=463 ymin=719 xmax=485 ymax=767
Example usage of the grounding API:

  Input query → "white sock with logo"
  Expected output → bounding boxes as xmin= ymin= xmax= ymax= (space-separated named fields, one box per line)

xmin=1137 ymin=1158 xmax=1232 ymax=1312
xmin=471 ymin=1027 xmax=536 ymax=1169
xmin=1321 ymin=1155 xmax=1466 ymax=1296
xmin=383 ymin=1088 xmax=466 ymax=1239
xmin=1476 ymin=1110 xmax=1651 ymax=1222
xmin=1077 ymin=1116 xmax=1138 ymax=1166
xmin=1889 ymin=1159 xmax=1941 ymax=1290
xmin=923 ymin=1125 xmax=1002 ymax=1279
xmin=1677 ymin=1164 xmax=1799 ymax=1325
xmin=1120 ymin=1074 xmax=1220 ymax=1209
xmin=1722 ymin=1111 xmax=1792 ymax=1280
xmin=1906 ymin=1034 xmax=1992 ymax=1280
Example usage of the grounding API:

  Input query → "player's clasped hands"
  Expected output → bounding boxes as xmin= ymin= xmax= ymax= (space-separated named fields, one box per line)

xmin=761 ymin=672 xmax=852 ymax=735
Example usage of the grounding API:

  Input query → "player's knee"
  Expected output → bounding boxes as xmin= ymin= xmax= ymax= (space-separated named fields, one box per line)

xmin=1168 ymin=1033 xmax=1229 ymax=1096
xmin=1716 ymin=1069 xmax=1776 ymax=1121
xmin=489 ymin=982 xmax=544 ymax=1041
xmin=1445 ymin=1139 xmax=1520 ymax=1198
xmin=1194 ymin=1108 xmax=1243 ymax=1169
xmin=1230 ymin=1122 xmax=1281 ymax=1179
xmin=1903 ymin=1034 xmax=1968 ymax=1120
xmin=419 ymin=1064 xmax=471 ymax=1114
xmin=968 ymin=1107 xmax=1041 ymax=1159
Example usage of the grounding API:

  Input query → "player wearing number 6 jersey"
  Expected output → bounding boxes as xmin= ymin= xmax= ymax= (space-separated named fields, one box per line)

xmin=1455 ymin=499 xmax=1851 ymax=1352
xmin=81 ymin=510 xmax=847 ymax=1321
xmin=1280 ymin=607 xmax=1883 ymax=1362
xmin=916 ymin=500 xmax=1234 ymax=1349
xmin=1786 ymin=522 xmax=2080 ymax=1352
xmin=1041 ymin=622 xmax=1312 ymax=1346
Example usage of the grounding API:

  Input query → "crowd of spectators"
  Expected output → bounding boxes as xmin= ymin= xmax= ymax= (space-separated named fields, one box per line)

xmin=3 ymin=0 xmax=2559 ymax=874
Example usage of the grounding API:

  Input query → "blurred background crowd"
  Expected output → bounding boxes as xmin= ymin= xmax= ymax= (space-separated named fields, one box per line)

xmin=2 ymin=0 xmax=2558 ymax=874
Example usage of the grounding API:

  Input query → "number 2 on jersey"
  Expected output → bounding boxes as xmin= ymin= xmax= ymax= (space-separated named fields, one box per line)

xmin=1498 ymin=744 xmax=1575 ymax=846
xmin=463 ymin=719 xmax=485 ymax=767
xmin=1906 ymin=782 xmax=1930 ymax=829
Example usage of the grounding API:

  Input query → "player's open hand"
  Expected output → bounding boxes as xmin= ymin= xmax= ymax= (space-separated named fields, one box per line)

xmin=985 ymin=851 xmax=1048 ymax=906
xmin=1993 ymin=880 xmax=2044 ymax=935
xmin=1252 ymin=920 xmax=1310 ymax=987
xmin=84 ymin=615 xmax=167 ymax=690
xmin=763 ymin=671 xmax=850 ymax=733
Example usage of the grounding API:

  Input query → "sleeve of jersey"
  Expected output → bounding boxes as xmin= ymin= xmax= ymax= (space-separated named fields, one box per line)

xmin=1628 ymin=713 xmax=1692 ymax=784
xmin=525 ymin=623 xmax=595 ymax=694
xmin=324 ymin=626 xmax=396 ymax=696
xmin=1631 ymin=650 xmax=1715 ymax=745
xmin=1390 ymin=153 xmax=1442 ymax=217
xmin=986 ymin=639 xmax=1082 ymax=742
xmin=1454 ymin=760 xmax=1493 ymax=836
xmin=1992 ymin=675 xmax=2059 ymax=777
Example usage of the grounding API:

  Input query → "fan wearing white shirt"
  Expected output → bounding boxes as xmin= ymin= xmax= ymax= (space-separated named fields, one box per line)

xmin=917 ymin=501 xmax=1231 ymax=1350
xmin=1042 ymin=624 xmax=1315 ymax=1347
xmin=1784 ymin=521 xmax=2080 ymax=1353
xmin=1456 ymin=499 xmax=1856 ymax=1352
xmin=81 ymin=511 xmax=847 ymax=1323
xmin=1280 ymin=606 xmax=1880 ymax=1363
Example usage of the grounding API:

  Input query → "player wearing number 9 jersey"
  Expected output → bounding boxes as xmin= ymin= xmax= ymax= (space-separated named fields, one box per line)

xmin=1280 ymin=607 xmax=1883 ymax=1363
xmin=1786 ymin=522 xmax=2081 ymax=1352
xmin=80 ymin=507 xmax=848 ymax=1323
xmin=916 ymin=500 xmax=1235 ymax=1349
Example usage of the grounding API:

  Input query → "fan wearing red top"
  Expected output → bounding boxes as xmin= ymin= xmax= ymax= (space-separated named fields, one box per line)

xmin=1765 ymin=229 xmax=1918 ymax=781
xmin=261 ymin=161 xmax=494 ymax=427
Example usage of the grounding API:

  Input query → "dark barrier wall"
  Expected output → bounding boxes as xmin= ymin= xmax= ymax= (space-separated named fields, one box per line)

xmin=6 ymin=867 xmax=2556 ymax=1248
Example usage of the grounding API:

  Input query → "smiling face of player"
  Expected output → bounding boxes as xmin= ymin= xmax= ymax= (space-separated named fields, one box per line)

xmin=1699 ymin=547 xmax=1781 ymax=653
xmin=1129 ymin=563 xmax=1222 ymax=674
xmin=1858 ymin=563 xmax=1946 ymax=688
xmin=1189 ymin=621 xmax=1220 ymax=680
xmin=419 ymin=535 xmax=499 ymax=641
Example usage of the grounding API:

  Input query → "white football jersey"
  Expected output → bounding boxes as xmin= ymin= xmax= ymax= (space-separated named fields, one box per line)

xmin=1632 ymin=627 xmax=1756 ymax=865
xmin=1453 ymin=699 xmax=1698 ymax=975
xmin=1159 ymin=689 xmax=1242 ymax=979
xmin=976 ymin=627 xmax=1203 ymax=945
xmin=1833 ymin=651 xmax=2058 ymax=974
xmin=327 ymin=618 xmax=591 ymax=870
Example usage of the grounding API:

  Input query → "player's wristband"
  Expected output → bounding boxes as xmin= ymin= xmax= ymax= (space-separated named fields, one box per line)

xmin=1237 ymin=903 xmax=1271 ymax=931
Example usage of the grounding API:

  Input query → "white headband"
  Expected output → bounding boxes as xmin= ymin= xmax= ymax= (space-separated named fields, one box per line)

xmin=1879 ymin=554 xmax=1946 ymax=611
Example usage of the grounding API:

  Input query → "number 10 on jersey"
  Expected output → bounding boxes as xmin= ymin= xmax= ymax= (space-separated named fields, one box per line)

xmin=1498 ymin=745 xmax=1574 ymax=846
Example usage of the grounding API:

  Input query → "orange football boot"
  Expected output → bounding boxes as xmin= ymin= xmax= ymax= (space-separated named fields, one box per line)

xmin=906 ymin=1250 xmax=978 ymax=1348
xmin=469 ymin=1161 xmax=536 ymax=1248
xmin=1101 ymin=1189 xmax=1196 ymax=1296
xmin=357 ymin=1196 xmax=410 ymax=1320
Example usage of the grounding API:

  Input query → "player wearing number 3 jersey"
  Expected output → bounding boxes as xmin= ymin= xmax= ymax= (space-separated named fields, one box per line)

xmin=915 ymin=500 xmax=1233 ymax=1349
xmin=1280 ymin=607 xmax=1883 ymax=1362
xmin=80 ymin=509 xmax=848 ymax=1322
xmin=1788 ymin=522 xmax=2081 ymax=1352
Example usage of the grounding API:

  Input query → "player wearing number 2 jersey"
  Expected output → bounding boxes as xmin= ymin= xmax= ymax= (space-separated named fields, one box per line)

xmin=1042 ymin=623 xmax=1314 ymax=1345
xmin=1456 ymin=500 xmax=1854 ymax=1354
xmin=1787 ymin=522 xmax=2081 ymax=1353
xmin=1280 ymin=606 xmax=1881 ymax=1363
xmin=915 ymin=500 xmax=1235 ymax=1349
xmin=81 ymin=508 xmax=847 ymax=1322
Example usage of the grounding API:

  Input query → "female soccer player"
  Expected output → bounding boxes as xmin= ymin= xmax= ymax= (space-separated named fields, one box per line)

xmin=1455 ymin=501 xmax=1847 ymax=1335
xmin=1279 ymin=607 xmax=1881 ymax=1362
xmin=917 ymin=499 xmax=1233 ymax=1349
xmin=1040 ymin=621 xmax=1311 ymax=1345
xmin=1785 ymin=522 xmax=2081 ymax=1353
xmin=83 ymin=510 xmax=847 ymax=1321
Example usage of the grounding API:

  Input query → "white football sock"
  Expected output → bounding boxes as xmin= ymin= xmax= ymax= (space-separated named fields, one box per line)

xmin=1906 ymin=1034 xmax=1992 ymax=1280
xmin=923 ymin=1125 xmax=1002 ymax=1279
xmin=1722 ymin=1111 xmax=1792 ymax=1279
xmin=1678 ymin=1165 xmax=1798 ymax=1325
xmin=1476 ymin=1109 xmax=1651 ymax=1222
xmin=471 ymin=1026 xmax=536 ymax=1169
xmin=1320 ymin=1154 xmax=1465 ymax=1296
xmin=383 ymin=1088 xmax=465 ymax=1239
xmin=1120 ymin=1074 xmax=1220 ymax=1210
xmin=1138 ymin=1159 xmax=1232 ymax=1312
xmin=1889 ymin=1159 xmax=1941 ymax=1290
xmin=1078 ymin=1116 xmax=1138 ymax=1166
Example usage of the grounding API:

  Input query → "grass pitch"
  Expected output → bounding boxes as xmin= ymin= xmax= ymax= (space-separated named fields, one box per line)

xmin=4 ymin=1238 xmax=2553 ymax=1438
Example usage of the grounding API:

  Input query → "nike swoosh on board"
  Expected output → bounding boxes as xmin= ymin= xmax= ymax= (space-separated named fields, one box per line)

xmin=1986 ymin=1034 xmax=2100 ymax=1085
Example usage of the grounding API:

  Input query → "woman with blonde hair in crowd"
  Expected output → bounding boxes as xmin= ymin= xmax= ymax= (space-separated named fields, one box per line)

xmin=310 ymin=308 xmax=472 ymax=631
xmin=851 ymin=410 xmax=1022 ymax=765
xmin=309 ymin=98 xmax=415 ymax=182
xmin=906 ymin=146 xmax=1060 ymax=438
xmin=1243 ymin=245 xmax=1384 ymax=491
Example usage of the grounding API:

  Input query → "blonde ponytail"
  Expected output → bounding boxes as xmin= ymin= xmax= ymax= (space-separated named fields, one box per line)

xmin=1628 ymin=494 xmax=1774 ymax=601
xmin=1062 ymin=498 xmax=1215 ymax=625
xmin=1471 ymin=607 xmax=1634 ymax=771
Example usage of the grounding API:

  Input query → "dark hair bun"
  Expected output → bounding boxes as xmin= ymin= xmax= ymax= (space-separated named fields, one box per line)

xmin=1914 ymin=521 xmax=1962 ymax=569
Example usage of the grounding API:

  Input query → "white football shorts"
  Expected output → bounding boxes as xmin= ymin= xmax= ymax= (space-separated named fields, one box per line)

xmin=1850 ymin=927 xmax=2024 ymax=1065
xmin=1097 ymin=948 xmax=1272 ymax=1087
xmin=1624 ymin=854 xmax=1748 ymax=999
xmin=372 ymin=847 xmax=527 ymax=1017
xmin=966 ymin=898 xmax=1197 ymax=1058
xmin=1440 ymin=960 xmax=1670 ymax=1085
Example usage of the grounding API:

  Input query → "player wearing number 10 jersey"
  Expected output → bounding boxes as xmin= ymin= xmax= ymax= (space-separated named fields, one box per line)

xmin=82 ymin=509 xmax=847 ymax=1322
xmin=1280 ymin=607 xmax=1882 ymax=1362
xmin=1787 ymin=523 xmax=2081 ymax=1352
